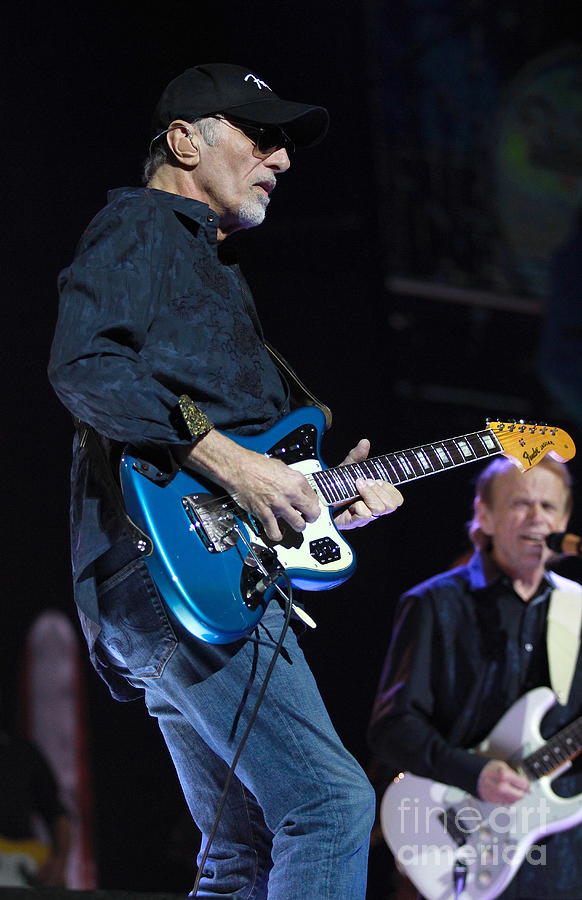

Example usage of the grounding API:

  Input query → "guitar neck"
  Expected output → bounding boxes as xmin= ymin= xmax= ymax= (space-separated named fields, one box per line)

xmin=522 ymin=715 xmax=582 ymax=780
xmin=311 ymin=428 xmax=503 ymax=505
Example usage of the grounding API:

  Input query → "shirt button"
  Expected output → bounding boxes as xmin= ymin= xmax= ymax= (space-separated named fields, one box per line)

xmin=207 ymin=214 xmax=215 ymax=223
xmin=524 ymin=642 xmax=534 ymax=652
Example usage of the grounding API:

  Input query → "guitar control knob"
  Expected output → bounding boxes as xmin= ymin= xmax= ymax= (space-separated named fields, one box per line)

xmin=478 ymin=870 xmax=492 ymax=886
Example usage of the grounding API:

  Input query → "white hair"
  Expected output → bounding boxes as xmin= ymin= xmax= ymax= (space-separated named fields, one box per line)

xmin=142 ymin=116 xmax=221 ymax=184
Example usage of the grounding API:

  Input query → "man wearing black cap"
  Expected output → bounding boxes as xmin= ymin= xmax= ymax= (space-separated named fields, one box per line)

xmin=49 ymin=64 xmax=403 ymax=899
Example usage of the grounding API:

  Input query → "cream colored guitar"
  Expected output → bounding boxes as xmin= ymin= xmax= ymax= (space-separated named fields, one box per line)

xmin=381 ymin=687 xmax=582 ymax=900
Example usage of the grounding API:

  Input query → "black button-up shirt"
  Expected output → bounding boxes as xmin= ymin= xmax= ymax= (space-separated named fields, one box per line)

xmin=49 ymin=187 xmax=289 ymax=619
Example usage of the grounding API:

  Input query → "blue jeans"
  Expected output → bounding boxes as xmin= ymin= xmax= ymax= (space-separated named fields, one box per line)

xmin=95 ymin=554 xmax=375 ymax=899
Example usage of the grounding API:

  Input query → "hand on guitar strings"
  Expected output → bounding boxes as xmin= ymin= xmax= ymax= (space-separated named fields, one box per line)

xmin=333 ymin=438 xmax=404 ymax=531
xmin=177 ymin=428 xmax=321 ymax=543
xmin=477 ymin=759 xmax=530 ymax=804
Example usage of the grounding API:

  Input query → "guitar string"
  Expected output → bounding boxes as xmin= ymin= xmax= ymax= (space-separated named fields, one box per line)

xmin=185 ymin=428 xmax=548 ymax=518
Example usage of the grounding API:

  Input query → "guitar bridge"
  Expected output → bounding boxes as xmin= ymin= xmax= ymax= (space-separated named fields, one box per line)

xmin=182 ymin=493 xmax=239 ymax=553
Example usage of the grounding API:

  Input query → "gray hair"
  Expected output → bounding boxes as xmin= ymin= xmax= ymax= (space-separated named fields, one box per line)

xmin=468 ymin=455 xmax=573 ymax=549
xmin=142 ymin=116 xmax=221 ymax=184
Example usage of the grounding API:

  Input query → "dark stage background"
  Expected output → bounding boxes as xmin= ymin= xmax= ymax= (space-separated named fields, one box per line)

xmin=2 ymin=1 xmax=582 ymax=896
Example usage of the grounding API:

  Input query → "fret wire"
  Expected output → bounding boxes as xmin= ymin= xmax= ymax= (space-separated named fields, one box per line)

xmin=440 ymin=442 xmax=456 ymax=465
xmin=394 ymin=454 xmax=411 ymax=479
xmin=386 ymin=454 xmax=405 ymax=484
xmin=368 ymin=456 xmax=390 ymax=478
xmin=352 ymin=463 xmax=367 ymax=482
xmin=452 ymin=437 xmax=477 ymax=461
xmin=318 ymin=470 xmax=341 ymax=503
xmin=480 ymin=429 xmax=503 ymax=454
xmin=382 ymin=456 xmax=401 ymax=482
xmin=426 ymin=445 xmax=446 ymax=470
xmin=399 ymin=451 xmax=421 ymax=479
xmin=314 ymin=428 xmax=506 ymax=503
xmin=375 ymin=457 xmax=393 ymax=483
xmin=443 ymin=440 xmax=466 ymax=465
xmin=331 ymin=466 xmax=350 ymax=499
xmin=471 ymin=432 xmax=493 ymax=457
xmin=361 ymin=460 xmax=377 ymax=480
xmin=404 ymin=450 xmax=425 ymax=478
xmin=317 ymin=472 xmax=336 ymax=503
xmin=414 ymin=447 xmax=435 ymax=474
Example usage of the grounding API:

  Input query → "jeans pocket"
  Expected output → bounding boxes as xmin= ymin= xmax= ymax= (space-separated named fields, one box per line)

xmin=96 ymin=557 xmax=177 ymax=678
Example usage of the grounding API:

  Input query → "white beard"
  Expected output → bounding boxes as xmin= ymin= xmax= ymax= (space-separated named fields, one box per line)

xmin=237 ymin=188 xmax=269 ymax=228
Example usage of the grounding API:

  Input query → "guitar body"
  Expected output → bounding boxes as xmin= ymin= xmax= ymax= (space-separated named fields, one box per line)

xmin=120 ymin=407 xmax=355 ymax=643
xmin=380 ymin=687 xmax=582 ymax=900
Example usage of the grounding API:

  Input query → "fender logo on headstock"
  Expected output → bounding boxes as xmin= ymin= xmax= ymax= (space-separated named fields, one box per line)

xmin=523 ymin=440 xmax=555 ymax=467
xmin=489 ymin=420 xmax=575 ymax=470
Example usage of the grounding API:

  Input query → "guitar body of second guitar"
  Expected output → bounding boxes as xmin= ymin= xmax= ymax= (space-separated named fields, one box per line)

xmin=381 ymin=686 xmax=582 ymax=900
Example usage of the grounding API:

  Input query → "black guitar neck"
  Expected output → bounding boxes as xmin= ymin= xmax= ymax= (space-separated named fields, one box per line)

xmin=312 ymin=428 xmax=503 ymax=504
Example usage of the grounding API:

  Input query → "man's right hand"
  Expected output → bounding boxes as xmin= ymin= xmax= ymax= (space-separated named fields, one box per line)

xmin=175 ymin=429 xmax=321 ymax=542
xmin=477 ymin=759 xmax=529 ymax=804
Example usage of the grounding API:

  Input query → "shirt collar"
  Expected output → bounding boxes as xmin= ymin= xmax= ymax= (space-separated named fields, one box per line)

xmin=466 ymin=549 xmax=554 ymax=599
xmin=107 ymin=186 xmax=216 ymax=228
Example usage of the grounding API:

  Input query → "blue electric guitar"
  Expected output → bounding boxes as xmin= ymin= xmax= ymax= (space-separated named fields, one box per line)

xmin=119 ymin=408 xmax=575 ymax=644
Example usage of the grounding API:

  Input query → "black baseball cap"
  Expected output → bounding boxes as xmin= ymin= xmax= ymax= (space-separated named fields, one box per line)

xmin=151 ymin=63 xmax=329 ymax=148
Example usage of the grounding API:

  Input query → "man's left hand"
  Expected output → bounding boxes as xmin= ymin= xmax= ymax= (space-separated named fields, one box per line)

xmin=333 ymin=439 xmax=403 ymax=531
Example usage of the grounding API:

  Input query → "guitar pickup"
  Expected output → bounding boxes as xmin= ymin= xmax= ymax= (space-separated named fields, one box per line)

xmin=182 ymin=493 xmax=237 ymax=553
xmin=438 ymin=808 xmax=467 ymax=847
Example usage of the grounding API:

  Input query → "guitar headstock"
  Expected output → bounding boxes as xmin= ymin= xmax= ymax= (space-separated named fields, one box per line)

xmin=486 ymin=420 xmax=576 ymax=471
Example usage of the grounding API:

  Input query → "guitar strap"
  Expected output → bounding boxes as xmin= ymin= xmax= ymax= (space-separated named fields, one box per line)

xmin=235 ymin=266 xmax=333 ymax=430
xmin=546 ymin=576 xmax=582 ymax=705
xmin=265 ymin=341 xmax=333 ymax=431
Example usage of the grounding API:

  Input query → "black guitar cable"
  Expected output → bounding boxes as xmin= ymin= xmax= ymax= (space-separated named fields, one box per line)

xmin=188 ymin=570 xmax=295 ymax=898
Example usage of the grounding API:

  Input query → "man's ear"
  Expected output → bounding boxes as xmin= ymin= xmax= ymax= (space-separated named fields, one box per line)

xmin=166 ymin=120 xmax=200 ymax=167
xmin=475 ymin=497 xmax=494 ymax=536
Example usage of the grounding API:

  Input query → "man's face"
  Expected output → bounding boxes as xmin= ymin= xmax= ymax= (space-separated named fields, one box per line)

xmin=476 ymin=465 xmax=570 ymax=580
xmin=192 ymin=119 xmax=291 ymax=234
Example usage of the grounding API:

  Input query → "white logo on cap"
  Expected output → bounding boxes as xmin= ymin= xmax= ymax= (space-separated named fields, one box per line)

xmin=244 ymin=73 xmax=272 ymax=91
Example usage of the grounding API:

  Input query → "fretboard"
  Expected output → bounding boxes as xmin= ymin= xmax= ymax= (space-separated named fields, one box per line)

xmin=311 ymin=428 xmax=503 ymax=505
xmin=522 ymin=716 xmax=582 ymax=780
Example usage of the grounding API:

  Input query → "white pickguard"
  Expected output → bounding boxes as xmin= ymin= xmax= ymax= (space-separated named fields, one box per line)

xmin=248 ymin=458 xmax=354 ymax=587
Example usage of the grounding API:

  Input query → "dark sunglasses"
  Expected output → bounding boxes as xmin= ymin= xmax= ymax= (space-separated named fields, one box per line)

xmin=217 ymin=116 xmax=295 ymax=158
